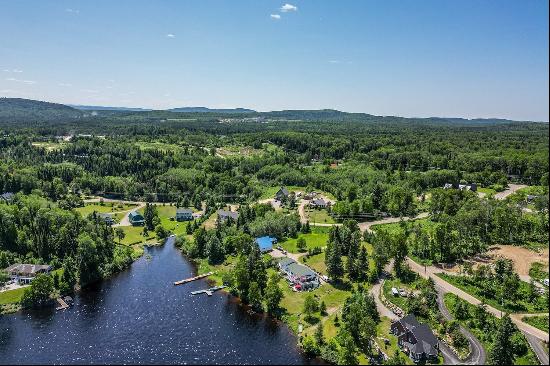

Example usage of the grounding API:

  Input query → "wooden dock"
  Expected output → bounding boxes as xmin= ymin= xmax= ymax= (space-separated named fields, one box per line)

xmin=191 ymin=285 xmax=226 ymax=296
xmin=55 ymin=297 xmax=69 ymax=311
xmin=173 ymin=271 xmax=214 ymax=286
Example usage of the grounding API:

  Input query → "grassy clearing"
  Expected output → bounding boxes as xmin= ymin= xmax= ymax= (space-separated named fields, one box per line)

xmin=31 ymin=141 xmax=69 ymax=151
xmin=76 ymin=202 xmax=138 ymax=218
xmin=382 ymin=279 xmax=412 ymax=310
xmin=478 ymin=187 xmax=497 ymax=195
xmin=0 ymin=287 xmax=26 ymax=305
xmin=305 ymin=208 xmax=336 ymax=224
xmin=135 ymin=141 xmax=184 ymax=153
xmin=438 ymin=273 xmax=548 ymax=314
xmin=522 ymin=315 xmax=549 ymax=333
xmin=279 ymin=226 xmax=330 ymax=253
xmin=301 ymin=252 xmax=327 ymax=275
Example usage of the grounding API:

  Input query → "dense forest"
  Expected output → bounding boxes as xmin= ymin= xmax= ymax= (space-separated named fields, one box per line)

xmin=0 ymin=99 xmax=548 ymax=310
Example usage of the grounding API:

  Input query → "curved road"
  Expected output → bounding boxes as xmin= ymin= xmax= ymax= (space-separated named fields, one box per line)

xmin=436 ymin=285 xmax=487 ymax=365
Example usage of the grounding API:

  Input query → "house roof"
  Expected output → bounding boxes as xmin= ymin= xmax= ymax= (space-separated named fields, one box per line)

xmin=176 ymin=208 xmax=193 ymax=214
xmin=278 ymin=257 xmax=296 ymax=268
xmin=277 ymin=187 xmax=290 ymax=196
xmin=128 ymin=211 xmax=144 ymax=219
xmin=397 ymin=314 xmax=438 ymax=355
xmin=98 ymin=213 xmax=112 ymax=218
xmin=1 ymin=192 xmax=15 ymax=201
xmin=285 ymin=262 xmax=317 ymax=278
xmin=255 ymin=236 xmax=276 ymax=251
xmin=399 ymin=314 xmax=421 ymax=330
xmin=311 ymin=198 xmax=326 ymax=206
xmin=4 ymin=263 xmax=51 ymax=275
xmin=217 ymin=210 xmax=239 ymax=220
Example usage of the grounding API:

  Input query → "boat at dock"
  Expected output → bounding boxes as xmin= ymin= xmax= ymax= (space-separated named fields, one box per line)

xmin=191 ymin=285 xmax=226 ymax=296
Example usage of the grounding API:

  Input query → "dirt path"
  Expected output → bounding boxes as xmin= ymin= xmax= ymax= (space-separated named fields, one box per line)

xmin=359 ymin=212 xmax=430 ymax=233
xmin=494 ymin=184 xmax=528 ymax=200
xmin=406 ymin=257 xmax=550 ymax=343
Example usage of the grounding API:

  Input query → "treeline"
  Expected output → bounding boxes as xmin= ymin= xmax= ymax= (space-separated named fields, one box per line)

xmin=0 ymin=194 xmax=134 ymax=295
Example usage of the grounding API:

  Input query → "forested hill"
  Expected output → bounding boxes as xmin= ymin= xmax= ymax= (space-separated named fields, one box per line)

xmin=0 ymin=98 xmax=546 ymax=126
xmin=0 ymin=98 xmax=84 ymax=122
xmin=168 ymin=107 xmax=256 ymax=113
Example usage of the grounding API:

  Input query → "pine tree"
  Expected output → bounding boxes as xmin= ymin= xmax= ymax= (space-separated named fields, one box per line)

xmin=489 ymin=314 xmax=516 ymax=365
xmin=314 ymin=322 xmax=325 ymax=346
xmin=265 ymin=273 xmax=283 ymax=315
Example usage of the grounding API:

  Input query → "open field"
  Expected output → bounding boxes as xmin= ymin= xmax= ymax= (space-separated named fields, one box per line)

xmin=279 ymin=226 xmax=330 ymax=253
xmin=76 ymin=202 xmax=138 ymax=218
xmin=31 ymin=141 xmax=69 ymax=151
xmin=304 ymin=208 xmax=336 ymax=224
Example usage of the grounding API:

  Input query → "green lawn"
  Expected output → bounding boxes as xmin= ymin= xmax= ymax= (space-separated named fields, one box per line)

xmin=522 ymin=315 xmax=549 ymax=333
xmin=279 ymin=226 xmax=330 ymax=253
xmin=478 ymin=187 xmax=497 ymax=195
xmin=301 ymin=252 xmax=327 ymax=275
xmin=0 ymin=287 xmax=26 ymax=305
xmin=382 ymin=278 xmax=414 ymax=311
xmin=438 ymin=273 xmax=548 ymax=313
xmin=76 ymin=202 xmax=138 ymax=218
xmin=305 ymin=208 xmax=336 ymax=224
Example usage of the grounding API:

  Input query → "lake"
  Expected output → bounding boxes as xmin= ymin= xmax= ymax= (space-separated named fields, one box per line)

xmin=0 ymin=237 xmax=314 ymax=364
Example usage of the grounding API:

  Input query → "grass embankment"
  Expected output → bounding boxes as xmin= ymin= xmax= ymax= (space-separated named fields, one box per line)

xmin=438 ymin=273 xmax=548 ymax=314
xmin=522 ymin=316 xmax=549 ymax=333
xmin=444 ymin=294 xmax=539 ymax=365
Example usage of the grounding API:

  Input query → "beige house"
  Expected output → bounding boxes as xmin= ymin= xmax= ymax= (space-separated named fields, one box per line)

xmin=4 ymin=263 xmax=52 ymax=284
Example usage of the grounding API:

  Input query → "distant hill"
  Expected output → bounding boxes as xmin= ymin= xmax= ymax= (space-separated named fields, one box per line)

xmin=0 ymin=98 xmax=84 ymax=122
xmin=70 ymin=105 xmax=153 ymax=112
xmin=168 ymin=107 xmax=256 ymax=113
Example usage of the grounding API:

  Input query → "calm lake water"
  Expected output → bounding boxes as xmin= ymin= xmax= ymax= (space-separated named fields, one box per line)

xmin=0 ymin=238 xmax=314 ymax=364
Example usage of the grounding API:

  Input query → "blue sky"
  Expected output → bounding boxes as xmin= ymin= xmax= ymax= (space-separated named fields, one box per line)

xmin=1 ymin=0 xmax=548 ymax=121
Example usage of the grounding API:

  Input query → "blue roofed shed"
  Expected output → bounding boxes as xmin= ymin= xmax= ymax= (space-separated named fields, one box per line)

xmin=255 ymin=236 xmax=277 ymax=252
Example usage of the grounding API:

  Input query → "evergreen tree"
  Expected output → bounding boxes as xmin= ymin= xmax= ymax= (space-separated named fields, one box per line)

xmin=489 ymin=314 xmax=516 ymax=365
xmin=248 ymin=281 xmax=263 ymax=311
xmin=206 ymin=235 xmax=224 ymax=264
xmin=315 ymin=322 xmax=325 ymax=346
xmin=264 ymin=273 xmax=283 ymax=315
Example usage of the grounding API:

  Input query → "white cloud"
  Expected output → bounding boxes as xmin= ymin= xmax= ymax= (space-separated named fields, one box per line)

xmin=81 ymin=89 xmax=99 ymax=94
xmin=65 ymin=8 xmax=80 ymax=14
xmin=280 ymin=3 xmax=297 ymax=12
xmin=3 ymin=69 xmax=23 ymax=73
xmin=6 ymin=77 xmax=36 ymax=84
xmin=270 ymin=14 xmax=281 ymax=20
xmin=328 ymin=60 xmax=353 ymax=65
xmin=166 ymin=34 xmax=176 ymax=38
xmin=58 ymin=83 xmax=72 ymax=87
xmin=0 ymin=89 xmax=16 ymax=94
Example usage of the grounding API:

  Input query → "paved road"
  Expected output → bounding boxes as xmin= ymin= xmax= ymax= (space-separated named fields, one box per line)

xmin=494 ymin=184 xmax=528 ymax=200
xmin=525 ymin=332 xmax=550 ymax=365
xmin=369 ymin=274 xmax=400 ymax=321
xmin=359 ymin=212 xmax=430 ymax=233
xmin=406 ymin=257 xmax=550 ymax=345
xmin=436 ymin=285 xmax=487 ymax=365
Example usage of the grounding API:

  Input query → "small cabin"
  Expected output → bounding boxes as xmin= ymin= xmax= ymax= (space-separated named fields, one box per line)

xmin=128 ymin=211 xmax=145 ymax=226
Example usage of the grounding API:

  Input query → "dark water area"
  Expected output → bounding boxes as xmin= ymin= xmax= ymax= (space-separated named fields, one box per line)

xmin=0 ymin=238 xmax=315 ymax=364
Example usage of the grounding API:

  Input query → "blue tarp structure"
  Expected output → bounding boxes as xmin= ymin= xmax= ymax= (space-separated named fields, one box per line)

xmin=255 ymin=236 xmax=277 ymax=252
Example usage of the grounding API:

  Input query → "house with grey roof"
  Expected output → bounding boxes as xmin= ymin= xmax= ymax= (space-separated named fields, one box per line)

xmin=176 ymin=208 xmax=193 ymax=221
xmin=98 ymin=213 xmax=114 ymax=225
xmin=278 ymin=257 xmax=319 ymax=291
xmin=217 ymin=209 xmax=239 ymax=223
xmin=4 ymin=263 xmax=52 ymax=284
xmin=309 ymin=198 xmax=327 ymax=209
xmin=128 ymin=211 xmax=145 ymax=226
xmin=390 ymin=314 xmax=439 ymax=362
xmin=275 ymin=186 xmax=290 ymax=201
